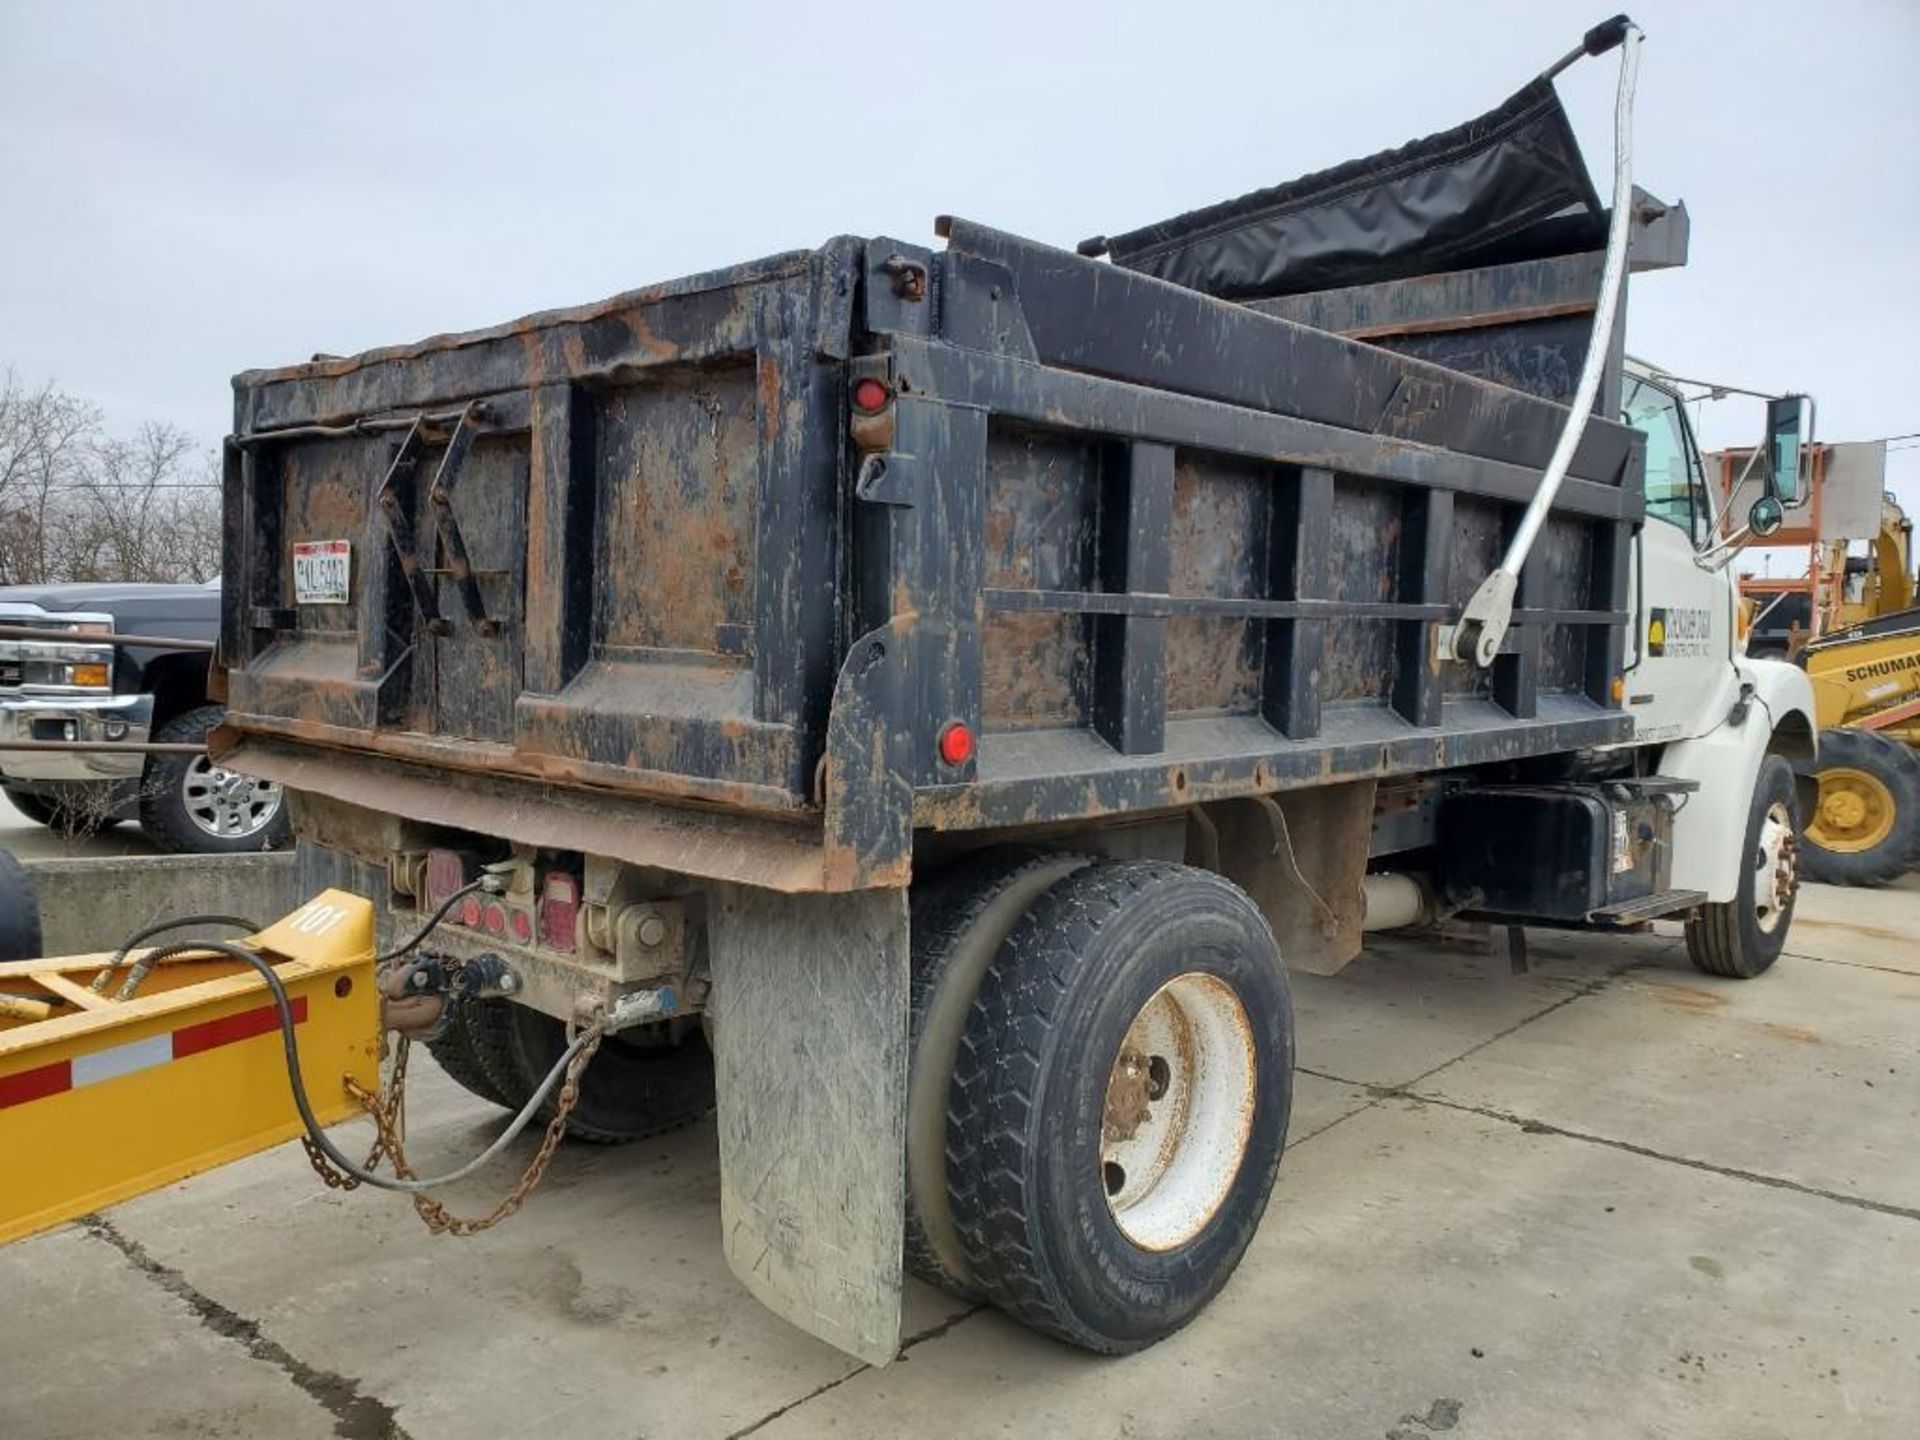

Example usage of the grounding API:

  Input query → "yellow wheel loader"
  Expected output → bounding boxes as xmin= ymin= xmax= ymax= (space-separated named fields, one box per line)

xmin=1798 ymin=614 xmax=1920 ymax=885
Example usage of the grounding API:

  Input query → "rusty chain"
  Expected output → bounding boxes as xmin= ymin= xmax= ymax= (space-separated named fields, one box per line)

xmin=301 ymin=1034 xmax=411 ymax=1191
xmin=334 ymin=1017 xmax=609 ymax=1236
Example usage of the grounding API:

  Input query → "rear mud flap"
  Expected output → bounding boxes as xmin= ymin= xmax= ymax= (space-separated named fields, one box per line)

xmin=707 ymin=883 xmax=909 ymax=1365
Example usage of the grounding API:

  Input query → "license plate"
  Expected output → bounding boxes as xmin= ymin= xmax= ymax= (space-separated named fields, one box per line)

xmin=292 ymin=540 xmax=351 ymax=604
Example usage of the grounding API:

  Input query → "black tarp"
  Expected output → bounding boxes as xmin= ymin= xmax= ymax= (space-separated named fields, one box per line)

xmin=1095 ymin=78 xmax=1604 ymax=300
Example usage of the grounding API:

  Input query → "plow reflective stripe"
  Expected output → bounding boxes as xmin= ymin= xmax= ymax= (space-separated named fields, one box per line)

xmin=0 ymin=997 xmax=307 ymax=1111
xmin=70 ymin=1033 xmax=171 ymax=1088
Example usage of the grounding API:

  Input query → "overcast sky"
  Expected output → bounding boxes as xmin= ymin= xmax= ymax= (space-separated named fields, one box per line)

xmin=3 ymin=0 xmax=1916 ymax=551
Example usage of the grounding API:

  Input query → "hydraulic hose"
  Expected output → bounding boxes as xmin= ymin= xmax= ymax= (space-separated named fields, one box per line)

xmin=92 ymin=913 xmax=262 ymax=996
xmin=378 ymin=876 xmax=492 ymax=964
xmin=133 ymin=936 xmax=597 ymax=1194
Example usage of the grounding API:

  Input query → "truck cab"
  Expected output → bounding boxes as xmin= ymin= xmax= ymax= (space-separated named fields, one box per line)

xmin=1609 ymin=361 xmax=1817 ymax=950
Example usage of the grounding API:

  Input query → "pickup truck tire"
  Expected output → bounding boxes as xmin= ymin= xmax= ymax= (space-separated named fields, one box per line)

xmin=0 ymin=848 xmax=41 ymax=961
xmin=946 ymin=861 xmax=1293 ymax=1353
xmin=505 ymin=1006 xmax=715 ymax=1144
xmin=906 ymin=847 xmax=1093 ymax=1298
xmin=138 ymin=705 xmax=291 ymax=854
xmin=1798 ymin=729 xmax=1920 ymax=887
xmin=1686 ymin=755 xmax=1800 ymax=979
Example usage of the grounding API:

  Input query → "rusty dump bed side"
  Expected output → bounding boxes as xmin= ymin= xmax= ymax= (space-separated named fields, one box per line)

xmin=220 ymin=222 xmax=1643 ymax=891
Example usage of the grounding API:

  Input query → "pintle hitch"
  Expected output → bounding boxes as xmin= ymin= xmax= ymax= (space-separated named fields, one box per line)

xmin=381 ymin=950 xmax=520 ymax=1041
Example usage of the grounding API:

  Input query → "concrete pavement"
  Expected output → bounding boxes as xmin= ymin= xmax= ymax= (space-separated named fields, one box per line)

xmin=3 ymin=884 xmax=1916 ymax=1439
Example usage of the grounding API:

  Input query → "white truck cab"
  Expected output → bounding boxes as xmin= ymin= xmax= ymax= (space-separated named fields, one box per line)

xmin=1611 ymin=359 xmax=1818 ymax=970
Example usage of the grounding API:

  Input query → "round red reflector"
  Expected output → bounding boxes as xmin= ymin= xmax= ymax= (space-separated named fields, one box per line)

xmin=460 ymin=897 xmax=483 ymax=927
xmin=511 ymin=909 xmax=533 ymax=942
xmin=851 ymin=377 xmax=892 ymax=414
xmin=483 ymin=904 xmax=507 ymax=936
xmin=937 ymin=721 xmax=975 ymax=767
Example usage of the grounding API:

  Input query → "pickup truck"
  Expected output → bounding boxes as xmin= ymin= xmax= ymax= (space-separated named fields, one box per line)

xmin=0 ymin=581 xmax=288 ymax=851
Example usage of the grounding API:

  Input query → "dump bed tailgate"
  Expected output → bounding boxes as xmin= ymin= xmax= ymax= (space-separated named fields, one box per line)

xmin=221 ymin=243 xmax=860 ymax=814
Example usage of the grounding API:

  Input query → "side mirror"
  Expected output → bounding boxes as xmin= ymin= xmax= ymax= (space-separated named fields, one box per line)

xmin=1747 ymin=493 xmax=1785 ymax=538
xmin=1763 ymin=394 xmax=1812 ymax=508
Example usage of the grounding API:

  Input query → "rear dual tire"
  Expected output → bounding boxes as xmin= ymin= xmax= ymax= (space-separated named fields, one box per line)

xmin=906 ymin=849 xmax=1093 ymax=1297
xmin=916 ymin=855 xmax=1293 ymax=1353
xmin=428 ymin=997 xmax=714 ymax=1144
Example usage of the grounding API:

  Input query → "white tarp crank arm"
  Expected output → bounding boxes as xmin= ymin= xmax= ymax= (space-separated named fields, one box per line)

xmin=1451 ymin=15 xmax=1642 ymax=668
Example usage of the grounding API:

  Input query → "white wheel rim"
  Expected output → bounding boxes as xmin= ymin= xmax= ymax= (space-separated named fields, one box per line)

xmin=1100 ymin=971 xmax=1257 ymax=1252
xmin=1754 ymin=800 xmax=1797 ymax=935
xmin=181 ymin=757 xmax=282 ymax=839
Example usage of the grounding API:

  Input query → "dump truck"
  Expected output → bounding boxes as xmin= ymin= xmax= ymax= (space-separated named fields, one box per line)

xmin=2 ymin=18 xmax=1818 ymax=1363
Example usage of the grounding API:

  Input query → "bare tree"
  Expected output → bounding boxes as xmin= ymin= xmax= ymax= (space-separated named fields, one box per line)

xmin=74 ymin=424 xmax=222 ymax=583
xmin=0 ymin=370 xmax=221 ymax=585
xmin=0 ymin=368 xmax=103 ymax=584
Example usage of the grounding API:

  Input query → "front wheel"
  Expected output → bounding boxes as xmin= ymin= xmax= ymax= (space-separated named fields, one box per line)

xmin=1686 ymin=754 xmax=1800 ymax=979
xmin=946 ymin=861 xmax=1293 ymax=1353
xmin=138 ymin=705 xmax=291 ymax=853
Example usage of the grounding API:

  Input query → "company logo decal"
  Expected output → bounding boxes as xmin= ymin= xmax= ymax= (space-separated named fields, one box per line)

xmin=1842 ymin=652 xmax=1920 ymax=684
xmin=1648 ymin=606 xmax=1712 ymax=659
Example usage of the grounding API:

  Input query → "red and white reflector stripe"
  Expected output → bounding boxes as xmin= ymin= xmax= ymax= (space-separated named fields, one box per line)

xmin=0 ymin=997 xmax=306 ymax=1111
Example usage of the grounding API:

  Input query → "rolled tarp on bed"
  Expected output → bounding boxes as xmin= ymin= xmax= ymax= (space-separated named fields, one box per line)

xmin=1089 ymin=77 xmax=1605 ymax=300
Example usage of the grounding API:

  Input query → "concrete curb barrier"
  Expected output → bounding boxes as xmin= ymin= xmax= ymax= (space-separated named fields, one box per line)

xmin=19 ymin=851 xmax=299 ymax=955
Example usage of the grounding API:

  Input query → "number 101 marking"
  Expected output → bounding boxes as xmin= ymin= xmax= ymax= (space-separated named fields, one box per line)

xmin=291 ymin=902 xmax=348 ymax=935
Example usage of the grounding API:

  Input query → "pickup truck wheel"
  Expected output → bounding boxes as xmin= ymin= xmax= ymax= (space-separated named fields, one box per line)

xmin=947 ymin=861 xmax=1292 ymax=1353
xmin=1686 ymin=754 xmax=1801 ymax=979
xmin=1799 ymin=729 xmax=1919 ymax=887
xmin=506 ymin=1006 xmax=715 ymax=1144
xmin=906 ymin=847 xmax=1093 ymax=1297
xmin=138 ymin=705 xmax=291 ymax=853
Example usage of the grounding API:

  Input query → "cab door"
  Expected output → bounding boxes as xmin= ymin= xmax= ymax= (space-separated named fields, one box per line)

xmin=1616 ymin=372 xmax=1739 ymax=744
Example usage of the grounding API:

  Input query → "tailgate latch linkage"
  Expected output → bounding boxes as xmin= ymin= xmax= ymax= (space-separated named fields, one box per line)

xmin=376 ymin=402 xmax=505 ymax=639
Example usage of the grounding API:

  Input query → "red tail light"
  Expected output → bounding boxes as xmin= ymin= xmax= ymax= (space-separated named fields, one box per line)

xmin=539 ymin=873 xmax=580 ymax=953
xmin=425 ymin=848 xmax=468 ymax=907
xmin=851 ymin=377 xmax=892 ymax=414
xmin=937 ymin=721 xmax=975 ymax=767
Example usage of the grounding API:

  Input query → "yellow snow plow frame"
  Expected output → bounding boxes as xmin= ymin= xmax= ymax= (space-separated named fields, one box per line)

xmin=0 ymin=891 xmax=380 ymax=1244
